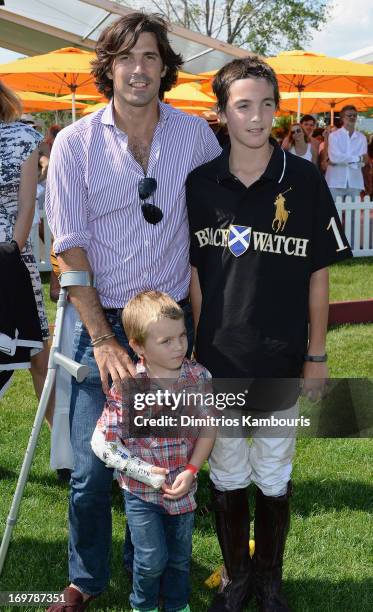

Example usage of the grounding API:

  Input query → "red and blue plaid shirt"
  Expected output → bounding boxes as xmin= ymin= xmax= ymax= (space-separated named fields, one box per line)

xmin=96 ymin=358 xmax=212 ymax=515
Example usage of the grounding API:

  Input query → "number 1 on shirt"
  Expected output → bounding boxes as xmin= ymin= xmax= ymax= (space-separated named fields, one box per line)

xmin=327 ymin=217 xmax=349 ymax=252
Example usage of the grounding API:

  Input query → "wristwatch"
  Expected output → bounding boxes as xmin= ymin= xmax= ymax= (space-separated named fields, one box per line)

xmin=304 ymin=354 xmax=328 ymax=362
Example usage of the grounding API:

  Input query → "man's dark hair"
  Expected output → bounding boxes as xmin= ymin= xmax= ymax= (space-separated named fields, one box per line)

xmin=300 ymin=114 xmax=316 ymax=124
xmin=212 ymin=56 xmax=280 ymax=113
xmin=341 ymin=104 xmax=358 ymax=116
xmin=91 ymin=12 xmax=183 ymax=100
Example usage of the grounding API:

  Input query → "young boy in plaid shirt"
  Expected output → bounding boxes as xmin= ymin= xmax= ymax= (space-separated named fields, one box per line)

xmin=91 ymin=291 xmax=216 ymax=612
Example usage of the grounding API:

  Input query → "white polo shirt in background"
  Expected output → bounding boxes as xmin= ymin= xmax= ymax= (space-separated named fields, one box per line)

xmin=325 ymin=126 xmax=367 ymax=191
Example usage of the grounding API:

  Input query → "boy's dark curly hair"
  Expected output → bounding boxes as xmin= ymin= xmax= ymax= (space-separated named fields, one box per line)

xmin=91 ymin=12 xmax=183 ymax=100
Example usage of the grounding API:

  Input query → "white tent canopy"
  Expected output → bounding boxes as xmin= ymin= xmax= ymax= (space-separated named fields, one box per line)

xmin=341 ymin=46 xmax=373 ymax=66
xmin=0 ymin=0 xmax=248 ymax=73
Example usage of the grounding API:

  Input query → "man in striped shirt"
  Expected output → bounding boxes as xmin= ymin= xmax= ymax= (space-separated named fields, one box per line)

xmin=45 ymin=12 xmax=221 ymax=610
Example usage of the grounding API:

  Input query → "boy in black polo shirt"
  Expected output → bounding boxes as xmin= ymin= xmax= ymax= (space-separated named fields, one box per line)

xmin=186 ymin=57 xmax=351 ymax=612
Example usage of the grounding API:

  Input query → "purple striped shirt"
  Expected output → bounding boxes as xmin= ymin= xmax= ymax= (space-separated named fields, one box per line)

xmin=45 ymin=101 xmax=221 ymax=307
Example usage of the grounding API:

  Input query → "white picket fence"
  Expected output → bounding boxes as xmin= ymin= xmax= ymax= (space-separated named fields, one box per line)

xmin=32 ymin=196 xmax=373 ymax=271
xmin=335 ymin=196 xmax=373 ymax=257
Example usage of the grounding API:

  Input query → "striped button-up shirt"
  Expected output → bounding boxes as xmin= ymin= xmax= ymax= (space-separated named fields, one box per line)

xmin=45 ymin=101 xmax=221 ymax=307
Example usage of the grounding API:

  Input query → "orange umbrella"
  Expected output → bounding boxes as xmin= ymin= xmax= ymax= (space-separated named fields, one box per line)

xmin=177 ymin=70 xmax=210 ymax=83
xmin=0 ymin=47 xmax=97 ymax=121
xmin=267 ymin=51 xmax=373 ymax=92
xmin=267 ymin=51 xmax=373 ymax=120
xmin=199 ymin=53 xmax=373 ymax=120
xmin=280 ymin=91 xmax=373 ymax=125
xmin=15 ymin=91 xmax=87 ymax=113
xmin=165 ymin=82 xmax=216 ymax=107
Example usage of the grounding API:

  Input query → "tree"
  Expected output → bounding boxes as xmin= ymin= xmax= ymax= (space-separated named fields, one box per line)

xmin=131 ymin=0 xmax=330 ymax=55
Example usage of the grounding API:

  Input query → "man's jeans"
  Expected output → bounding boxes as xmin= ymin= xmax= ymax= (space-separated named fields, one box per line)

xmin=124 ymin=492 xmax=194 ymax=612
xmin=68 ymin=305 xmax=194 ymax=595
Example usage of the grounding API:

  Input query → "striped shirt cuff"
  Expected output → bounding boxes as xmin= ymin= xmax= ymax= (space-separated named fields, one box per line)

xmin=53 ymin=231 xmax=91 ymax=254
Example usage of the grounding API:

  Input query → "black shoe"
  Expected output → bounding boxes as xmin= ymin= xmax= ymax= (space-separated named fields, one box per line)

xmin=208 ymin=574 xmax=253 ymax=612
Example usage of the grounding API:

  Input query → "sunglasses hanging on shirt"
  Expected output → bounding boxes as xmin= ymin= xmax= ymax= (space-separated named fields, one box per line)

xmin=138 ymin=177 xmax=163 ymax=225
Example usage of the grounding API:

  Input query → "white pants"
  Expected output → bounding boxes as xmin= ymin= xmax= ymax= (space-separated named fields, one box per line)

xmin=209 ymin=405 xmax=298 ymax=497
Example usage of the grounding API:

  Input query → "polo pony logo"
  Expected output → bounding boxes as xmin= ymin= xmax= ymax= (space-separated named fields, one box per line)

xmin=272 ymin=188 xmax=292 ymax=233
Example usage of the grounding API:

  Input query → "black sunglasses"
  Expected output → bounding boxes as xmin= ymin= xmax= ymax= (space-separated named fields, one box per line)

xmin=138 ymin=178 xmax=163 ymax=225
xmin=291 ymin=128 xmax=302 ymax=134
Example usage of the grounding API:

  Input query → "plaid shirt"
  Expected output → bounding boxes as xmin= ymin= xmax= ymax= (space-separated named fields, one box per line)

xmin=96 ymin=358 xmax=212 ymax=515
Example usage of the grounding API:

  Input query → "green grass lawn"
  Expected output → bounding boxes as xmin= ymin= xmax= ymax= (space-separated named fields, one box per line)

xmin=329 ymin=257 xmax=373 ymax=302
xmin=0 ymin=269 xmax=372 ymax=611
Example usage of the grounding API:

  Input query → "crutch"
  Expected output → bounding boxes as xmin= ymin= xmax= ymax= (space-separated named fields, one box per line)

xmin=0 ymin=272 xmax=91 ymax=575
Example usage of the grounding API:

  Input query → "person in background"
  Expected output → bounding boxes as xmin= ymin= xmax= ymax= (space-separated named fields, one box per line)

xmin=282 ymin=114 xmax=318 ymax=152
xmin=319 ymin=125 xmax=340 ymax=174
xmin=39 ymin=124 xmax=62 ymax=159
xmin=325 ymin=105 xmax=368 ymax=201
xmin=284 ymin=123 xmax=318 ymax=165
xmin=299 ymin=114 xmax=316 ymax=140
xmin=0 ymin=81 xmax=52 ymax=426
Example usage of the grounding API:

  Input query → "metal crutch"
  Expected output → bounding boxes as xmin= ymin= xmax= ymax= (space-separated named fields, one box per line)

xmin=0 ymin=280 xmax=89 ymax=575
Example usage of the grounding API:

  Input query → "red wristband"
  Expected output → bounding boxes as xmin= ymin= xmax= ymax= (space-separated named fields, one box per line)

xmin=185 ymin=463 xmax=198 ymax=475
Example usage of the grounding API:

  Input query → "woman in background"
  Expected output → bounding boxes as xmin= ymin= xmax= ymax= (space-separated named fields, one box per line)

xmin=0 ymin=81 xmax=52 ymax=425
xmin=284 ymin=123 xmax=318 ymax=165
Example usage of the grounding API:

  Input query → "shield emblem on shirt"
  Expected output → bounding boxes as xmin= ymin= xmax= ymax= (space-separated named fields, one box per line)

xmin=228 ymin=225 xmax=252 ymax=257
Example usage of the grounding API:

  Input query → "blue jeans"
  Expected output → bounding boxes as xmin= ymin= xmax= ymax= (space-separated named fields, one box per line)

xmin=68 ymin=304 xmax=194 ymax=595
xmin=124 ymin=492 xmax=194 ymax=612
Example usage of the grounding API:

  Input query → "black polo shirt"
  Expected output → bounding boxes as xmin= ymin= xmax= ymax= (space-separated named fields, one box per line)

xmin=186 ymin=139 xmax=352 ymax=378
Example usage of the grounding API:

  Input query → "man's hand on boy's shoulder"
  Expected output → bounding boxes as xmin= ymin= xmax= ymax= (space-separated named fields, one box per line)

xmin=162 ymin=470 xmax=195 ymax=500
xmin=302 ymin=361 xmax=329 ymax=402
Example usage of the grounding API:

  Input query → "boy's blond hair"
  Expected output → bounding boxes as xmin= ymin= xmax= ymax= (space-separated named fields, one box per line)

xmin=122 ymin=291 xmax=184 ymax=345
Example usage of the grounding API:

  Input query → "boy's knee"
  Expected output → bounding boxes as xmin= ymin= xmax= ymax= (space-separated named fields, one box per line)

xmin=255 ymin=480 xmax=289 ymax=497
xmin=137 ymin=553 xmax=168 ymax=578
